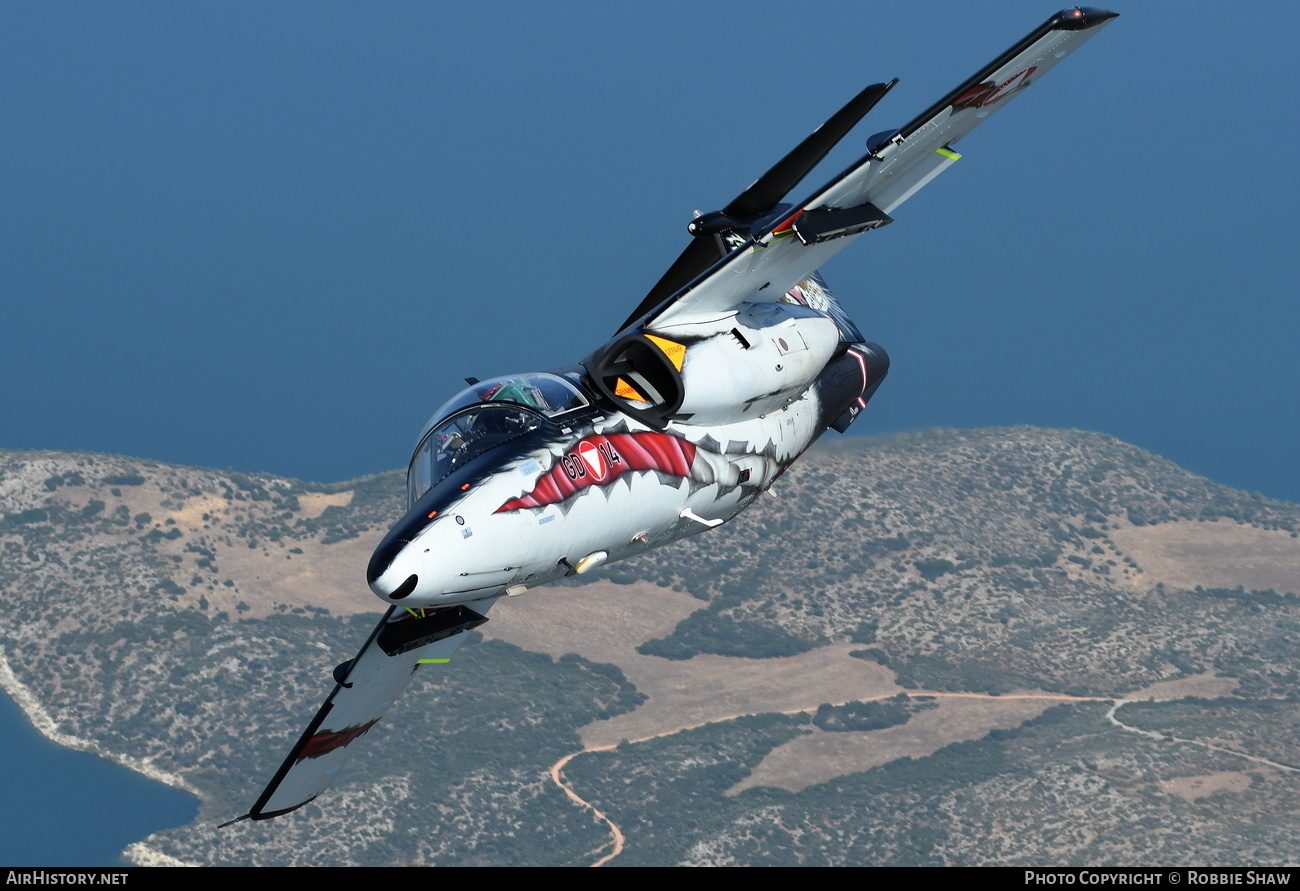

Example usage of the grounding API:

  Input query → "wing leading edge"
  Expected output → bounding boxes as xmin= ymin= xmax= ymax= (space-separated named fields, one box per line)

xmin=626 ymin=7 xmax=1117 ymax=334
xmin=225 ymin=600 xmax=494 ymax=823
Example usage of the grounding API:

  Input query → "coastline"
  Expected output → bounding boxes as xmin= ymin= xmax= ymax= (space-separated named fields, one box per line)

xmin=0 ymin=646 xmax=197 ymax=791
xmin=123 ymin=842 xmax=198 ymax=868
xmin=0 ymin=646 xmax=202 ymax=866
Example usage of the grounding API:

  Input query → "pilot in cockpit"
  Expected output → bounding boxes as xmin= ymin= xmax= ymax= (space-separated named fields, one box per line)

xmin=407 ymin=373 xmax=590 ymax=507
xmin=478 ymin=378 xmax=542 ymax=411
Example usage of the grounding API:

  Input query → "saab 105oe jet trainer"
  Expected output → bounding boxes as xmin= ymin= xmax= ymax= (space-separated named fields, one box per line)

xmin=229 ymin=8 xmax=1116 ymax=822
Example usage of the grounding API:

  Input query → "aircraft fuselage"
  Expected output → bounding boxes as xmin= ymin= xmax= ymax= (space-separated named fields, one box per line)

xmin=366 ymin=292 xmax=888 ymax=609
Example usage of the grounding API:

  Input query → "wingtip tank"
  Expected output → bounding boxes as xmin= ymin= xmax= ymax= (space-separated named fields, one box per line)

xmin=1054 ymin=8 xmax=1119 ymax=30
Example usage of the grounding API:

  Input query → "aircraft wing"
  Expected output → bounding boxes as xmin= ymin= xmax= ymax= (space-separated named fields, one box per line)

xmin=227 ymin=600 xmax=494 ymax=822
xmin=624 ymin=7 xmax=1116 ymax=333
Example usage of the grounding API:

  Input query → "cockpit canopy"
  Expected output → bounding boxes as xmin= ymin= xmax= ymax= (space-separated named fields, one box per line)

xmin=407 ymin=373 xmax=589 ymax=506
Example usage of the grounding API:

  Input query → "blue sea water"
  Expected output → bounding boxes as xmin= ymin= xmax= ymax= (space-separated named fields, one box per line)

xmin=0 ymin=690 xmax=199 ymax=866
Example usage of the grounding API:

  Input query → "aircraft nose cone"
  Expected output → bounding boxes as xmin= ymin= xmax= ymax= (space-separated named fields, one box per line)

xmin=367 ymin=510 xmax=449 ymax=603
xmin=367 ymin=539 xmax=399 ymax=585
xmin=368 ymin=564 xmax=419 ymax=600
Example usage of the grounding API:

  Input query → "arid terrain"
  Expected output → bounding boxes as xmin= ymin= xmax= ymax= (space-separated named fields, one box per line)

xmin=2 ymin=427 xmax=1298 ymax=866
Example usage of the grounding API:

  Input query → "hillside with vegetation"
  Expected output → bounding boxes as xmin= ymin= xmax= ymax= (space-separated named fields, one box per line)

xmin=1 ymin=427 xmax=1297 ymax=866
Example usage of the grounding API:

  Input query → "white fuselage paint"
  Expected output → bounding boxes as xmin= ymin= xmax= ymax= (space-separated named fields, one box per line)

xmin=371 ymin=384 xmax=822 ymax=609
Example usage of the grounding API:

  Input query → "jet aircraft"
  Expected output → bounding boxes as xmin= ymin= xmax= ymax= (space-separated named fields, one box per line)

xmin=230 ymin=7 xmax=1117 ymax=822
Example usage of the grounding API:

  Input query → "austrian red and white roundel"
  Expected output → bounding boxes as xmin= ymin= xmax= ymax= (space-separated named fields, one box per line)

xmin=496 ymin=432 xmax=698 ymax=513
xmin=577 ymin=440 xmax=606 ymax=481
